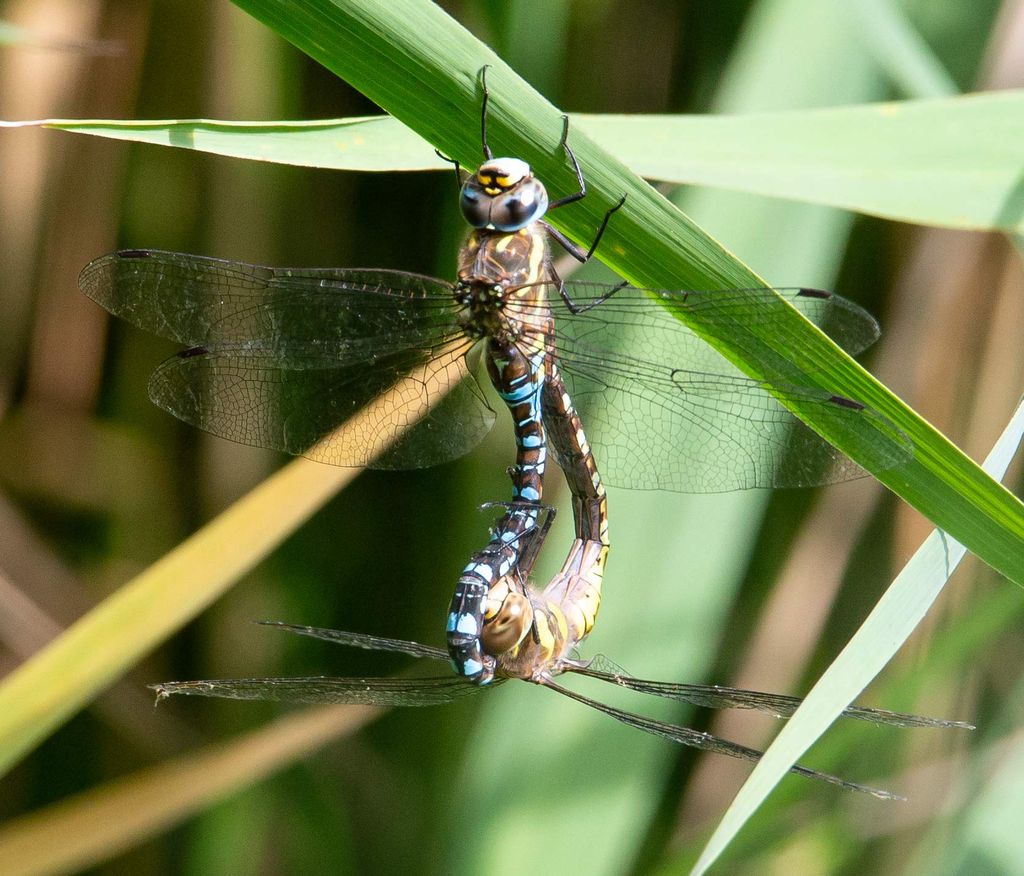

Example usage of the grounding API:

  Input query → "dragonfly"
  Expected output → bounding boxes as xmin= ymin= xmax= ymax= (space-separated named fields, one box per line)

xmin=153 ymin=618 xmax=972 ymax=800
xmin=77 ymin=66 xmax=908 ymax=493
xmin=79 ymin=68 xmax=910 ymax=681
xmin=157 ymin=494 xmax=968 ymax=801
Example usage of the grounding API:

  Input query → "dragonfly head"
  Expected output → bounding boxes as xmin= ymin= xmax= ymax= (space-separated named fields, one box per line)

xmin=461 ymin=158 xmax=549 ymax=232
xmin=482 ymin=591 xmax=534 ymax=655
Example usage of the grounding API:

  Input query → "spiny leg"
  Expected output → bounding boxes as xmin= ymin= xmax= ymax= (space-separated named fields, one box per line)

xmin=479 ymin=64 xmax=494 ymax=160
xmin=478 ymin=500 xmax=557 ymax=582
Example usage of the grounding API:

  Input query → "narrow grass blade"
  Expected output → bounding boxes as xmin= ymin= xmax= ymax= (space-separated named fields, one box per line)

xmin=0 ymin=705 xmax=375 ymax=876
xmin=692 ymin=396 xmax=1024 ymax=875
xmin=0 ymin=458 xmax=352 ymax=778
xmin=0 ymin=117 xmax=440 ymax=171
xmin=0 ymin=353 xmax=463 ymax=776
xmin=845 ymin=0 xmax=959 ymax=98
xmin=7 ymin=88 xmax=1024 ymax=232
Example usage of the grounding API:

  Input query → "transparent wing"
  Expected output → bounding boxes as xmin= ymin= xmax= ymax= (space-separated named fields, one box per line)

xmin=83 ymin=250 xmax=491 ymax=469
xmin=152 ymin=675 xmax=487 ymax=707
xmin=521 ymin=283 xmax=910 ymax=491
xmin=152 ymin=627 xmax=474 ymax=706
xmin=571 ymin=662 xmax=973 ymax=729
xmin=545 ymin=679 xmax=900 ymax=798
xmin=79 ymin=249 xmax=459 ymax=350
xmin=147 ymin=337 xmax=492 ymax=469
xmin=258 ymin=622 xmax=450 ymax=663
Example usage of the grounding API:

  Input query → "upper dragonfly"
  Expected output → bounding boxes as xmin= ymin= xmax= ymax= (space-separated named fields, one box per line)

xmin=77 ymin=71 xmax=909 ymax=494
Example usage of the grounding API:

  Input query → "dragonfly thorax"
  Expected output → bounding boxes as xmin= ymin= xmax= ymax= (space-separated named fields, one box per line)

xmin=454 ymin=280 xmax=530 ymax=342
xmin=460 ymin=158 xmax=550 ymax=232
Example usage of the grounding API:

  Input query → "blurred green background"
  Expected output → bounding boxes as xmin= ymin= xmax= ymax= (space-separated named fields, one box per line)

xmin=1 ymin=1 xmax=1023 ymax=874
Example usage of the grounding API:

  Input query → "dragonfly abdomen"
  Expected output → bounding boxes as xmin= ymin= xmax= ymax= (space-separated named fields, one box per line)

xmin=540 ymin=360 xmax=610 ymax=647
xmin=445 ymin=225 xmax=556 ymax=684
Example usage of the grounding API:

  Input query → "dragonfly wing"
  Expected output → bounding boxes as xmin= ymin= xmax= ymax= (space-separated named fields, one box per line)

xmin=548 ymin=283 xmax=881 ymax=362
xmin=544 ymin=679 xmax=900 ymax=798
xmin=541 ymin=283 xmax=909 ymax=492
xmin=570 ymin=665 xmax=974 ymax=728
xmin=152 ymin=675 xmax=485 ymax=707
xmin=259 ymin=623 xmax=450 ymax=663
xmin=555 ymin=354 xmax=908 ymax=491
xmin=80 ymin=250 xmax=459 ymax=351
xmin=148 ymin=338 xmax=496 ymax=469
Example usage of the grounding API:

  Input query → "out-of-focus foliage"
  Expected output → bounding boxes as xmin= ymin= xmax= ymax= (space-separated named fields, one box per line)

xmin=0 ymin=1 xmax=1021 ymax=875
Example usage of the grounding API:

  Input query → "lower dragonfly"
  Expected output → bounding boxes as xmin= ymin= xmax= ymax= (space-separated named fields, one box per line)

xmin=153 ymin=505 xmax=971 ymax=799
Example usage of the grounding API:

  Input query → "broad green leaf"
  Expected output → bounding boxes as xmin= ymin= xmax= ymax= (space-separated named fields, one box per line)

xmin=693 ymin=395 xmax=1024 ymax=875
xmin=7 ymin=89 xmax=1023 ymax=232
xmin=577 ymin=90 xmax=1024 ymax=234
xmin=0 ymin=704 xmax=375 ymax=876
xmin=222 ymin=1 xmax=1024 ymax=578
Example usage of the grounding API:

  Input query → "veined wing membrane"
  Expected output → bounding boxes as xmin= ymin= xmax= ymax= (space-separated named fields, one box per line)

xmin=153 ymin=626 xmax=482 ymax=706
xmin=570 ymin=664 xmax=973 ymax=729
xmin=259 ymin=622 xmax=450 ymax=662
xmin=152 ymin=675 xmax=487 ymax=707
xmin=149 ymin=337 xmax=493 ymax=469
xmin=544 ymin=679 xmax=901 ymax=799
xmin=522 ymin=282 xmax=910 ymax=492
xmin=79 ymin=250 xmax=461 ymax=350
xmin=154 ymin=626 xmax=967 ymax=797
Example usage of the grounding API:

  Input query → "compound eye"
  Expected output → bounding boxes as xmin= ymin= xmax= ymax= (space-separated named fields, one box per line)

xmin=481 ymin=592 xmax=533 ymax=654
xmin=459 ymin=184 xmax=490 ymax=228
xmin=489 ymin=179 xmax=549 ymax=232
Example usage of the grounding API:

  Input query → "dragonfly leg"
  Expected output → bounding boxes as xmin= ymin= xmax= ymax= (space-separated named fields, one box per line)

xmin=516 ymin=501 xmax=557 ymax=579
xmin=542 ymin=193 xmax=627 ymax=266
xmin=547 ymin=113 xmax=628 ymax=247
xmin=477 ymin=500 xmax=557 ymax=581
xmin=479 ymin=64 xmax=494 ymax=160
xmin=559 ymin=655 xmax=595 ymax=671
xmin=547 ymin=260 xmax=629 ymax=314
xmin=478 ymin=499 xmax=557 ymax=522
xmin=548 ymin=115 xmax=587 ymax=209
xmin=435 ymin=149 xmax=462 ymax=193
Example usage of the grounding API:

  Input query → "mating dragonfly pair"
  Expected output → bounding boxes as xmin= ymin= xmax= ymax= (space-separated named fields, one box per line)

xmin=82 ymin=67 xmax=963 ymax=796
